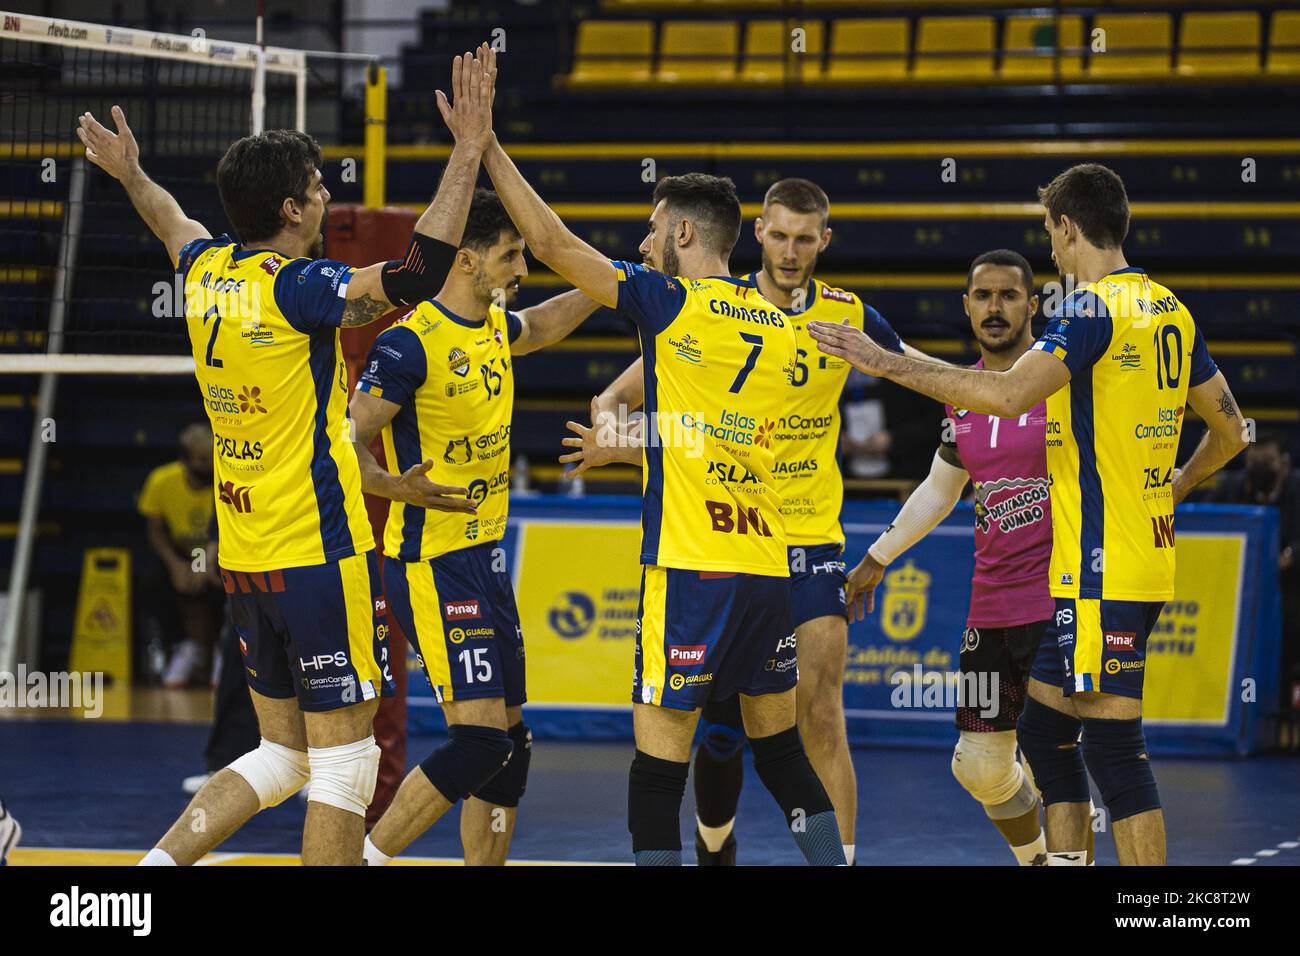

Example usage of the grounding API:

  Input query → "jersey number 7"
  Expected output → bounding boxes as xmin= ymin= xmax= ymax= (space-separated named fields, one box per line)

xmin=728 ymin=332 xmax=764 ymax=394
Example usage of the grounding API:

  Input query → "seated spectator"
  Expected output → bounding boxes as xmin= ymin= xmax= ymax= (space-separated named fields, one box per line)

xmin=137 ymin=423 xmax=222 ymax=689
xmin=1211 ymin=430 xmax=1300 ymax=726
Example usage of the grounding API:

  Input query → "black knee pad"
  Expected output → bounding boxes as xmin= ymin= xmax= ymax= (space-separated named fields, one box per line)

xmin=1016 ymin=697 xmax=1090 ymax=807
xmin=1081 ymin=717 xmax=1161 ymax=822
xmin=419 ymin=724 xmax=513 ymax=804
xmin=748 ymin=726 xmax=832 ymax=825
xmin=474 ymin=723 xmax=532 ymax=808
xmin=627 ymin=750 xmax=689 ymax=852
xmin=700 ymin=717 xmax=745 ymax=762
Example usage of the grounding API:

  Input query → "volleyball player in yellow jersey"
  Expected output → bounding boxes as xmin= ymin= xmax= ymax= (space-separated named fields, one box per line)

xmin=346 ymin=189 xmax=600 ymax=865
xmin=565 ymin=179 xmax=935 ymax=865
xmin=479 ymin=134 xmax=846 ymax=863
xmin=809 ymin=164 xmax=1250 ymax=865
xmin=76 ymin=47 xmax=499 ymax=866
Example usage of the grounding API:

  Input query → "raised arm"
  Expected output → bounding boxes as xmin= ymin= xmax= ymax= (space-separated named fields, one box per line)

xmin=76 ymin=106 xmax=209 ymax=268
xmin=481 ymin=137 xmax=619 ymax=309
xmin=349 ymin=391 xmax=475 ymax=513
xmin=510 ymin=288 xmax=602 ymax=356
xmin=1172 ymin=371 xmax=1250 ymax=505
xmin=844 ymin=446 xmax=969 ymax=620
xmin=342 ymin=46 xmax=498 ymax=327
xmin=810 ymin=320 xmax=1068 ymax=418
xmin=594 ymin=356 xmax=645 ymax=418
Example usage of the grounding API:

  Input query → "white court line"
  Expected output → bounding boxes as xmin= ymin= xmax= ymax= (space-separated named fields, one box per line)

xmin=1230 ymin=858 xmax=1257 ymax=865
xmin=1230 ymin=836 xmax=1300 ymax=866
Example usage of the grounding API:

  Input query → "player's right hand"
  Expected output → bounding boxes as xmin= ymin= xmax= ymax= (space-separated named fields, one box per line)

xmin=435 ymin=43 xmax=496 ymax=151
xmin=845 ymin=552 xmax=886 ymax=622
xmin=75 ymin=105 xmax=141 ymax=182
xmin=395 ymin=459 xmax=477 ymax=513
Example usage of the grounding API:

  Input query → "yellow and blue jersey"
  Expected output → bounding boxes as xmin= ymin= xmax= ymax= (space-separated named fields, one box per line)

xmin=1031 ymin=267 xmax=1218 ymax=602
xmin=178 ymin=234 xmax=374 ymax=572
xmin=356 ymin=299 xmax=522 ymax=562
xmin=614 ymin=260 xmax=797 ymax=577
xmin=756 ymin=273 xmax=904 ymax=547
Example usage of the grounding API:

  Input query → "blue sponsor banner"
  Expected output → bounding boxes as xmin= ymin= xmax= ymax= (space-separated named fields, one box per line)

xmin=407 ymin=496 xmax=1281 ymax=756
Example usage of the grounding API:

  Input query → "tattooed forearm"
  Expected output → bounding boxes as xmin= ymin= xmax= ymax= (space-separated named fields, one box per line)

xmin=341 ymin=293 xmax=391 ymax=328
xmin=1216 ymin=388 xmax=1238 ymax=420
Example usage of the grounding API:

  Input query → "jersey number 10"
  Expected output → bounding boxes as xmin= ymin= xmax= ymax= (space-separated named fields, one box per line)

xmin=1153 ymin=324 xmax=1183 ymax=391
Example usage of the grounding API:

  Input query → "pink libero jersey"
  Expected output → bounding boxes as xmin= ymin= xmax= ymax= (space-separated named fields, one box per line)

xmin=943 ymin=369 xmax=1054 ymax=629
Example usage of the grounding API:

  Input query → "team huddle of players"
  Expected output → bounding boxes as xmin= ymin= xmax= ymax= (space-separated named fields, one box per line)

xmin=75 ymin=44 xmax=1249 ymax=867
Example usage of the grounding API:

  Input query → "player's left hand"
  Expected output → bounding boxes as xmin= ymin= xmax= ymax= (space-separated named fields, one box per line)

xmin=808 ymin=319 xmax=891 ymax=377
xmin=76 ymin=105 xmax=141 ymax=182
xmin=436 ymin=43 xmax=496 ymax=151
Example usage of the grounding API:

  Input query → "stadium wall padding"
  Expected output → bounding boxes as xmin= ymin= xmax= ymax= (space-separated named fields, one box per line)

xmin=405 ymin=496 xmax=1282 ymax=758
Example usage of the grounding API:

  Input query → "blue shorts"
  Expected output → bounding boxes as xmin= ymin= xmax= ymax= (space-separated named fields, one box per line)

xmin=223 ymin=551 xmax=394 ymax=712
xmin=1031 ymin=597 xmax=1165 ymax=699
xmin=383 ymin=541 xmax=526 ymax=707
xmin=788 ymin=543 xmax=848 ymax=629
xmin=633 ymin=567 xmax=796 ymax=711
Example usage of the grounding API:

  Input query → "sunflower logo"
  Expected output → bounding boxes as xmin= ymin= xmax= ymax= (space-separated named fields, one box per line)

xmin=238 ymin=386 xmax=267 ymax=414
xmin=754 ymin=418 xmax=776 ymax=448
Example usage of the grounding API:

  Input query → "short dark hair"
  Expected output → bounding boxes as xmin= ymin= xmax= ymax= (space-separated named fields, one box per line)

xmin=652 ymin=173 xmax=742 ymax=257
xmin=763 ymin=178 xmax=830 ymax=226
xmin=966 ymin=249 xmax=1035 ymax=294
xmin=460 ymin=188 xmax=519 ymax=252
xmin=216 ymin=129 xmax=322 ymax=245
xmin=1037 ymin=163 xmax=1130 ymax=250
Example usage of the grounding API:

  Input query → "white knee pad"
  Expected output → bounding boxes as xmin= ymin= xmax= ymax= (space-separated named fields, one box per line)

xmin=228 ymin=739 xmax=310 ymax=810
xmin=307 ymin=736 xmax=380 ymax=818
xmin=951 ymin=731 xmax=1038 ymax=821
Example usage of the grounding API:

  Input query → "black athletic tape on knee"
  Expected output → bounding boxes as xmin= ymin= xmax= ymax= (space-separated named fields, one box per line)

xmin=1016 ymin=697 xmax=1090 ymax=807
xmin=380 ymin=234 xmax=458 ymax=307
xmin=419 ymin=724 xmax=513 ymax=804
xmin=627 ymin=749 xmax=689 ymax=853
xmin=748 ymin=726 xmax=833 ymax=825
xmin=1081 ymin=717 xmax=1161 ymax=822
xmin=473 ymin=722 xmax=532 ymax=808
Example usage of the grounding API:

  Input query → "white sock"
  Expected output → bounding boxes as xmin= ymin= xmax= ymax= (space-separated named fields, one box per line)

xmin=1010 ymin=832 xmax=1047 ymax=866
xmin=363 ymin=835 xmax=393 ymax=867
xmin=843 ymin=844 xmax=855 ymax=866
xmin=1047 ymin=849 xmax=1087 ymax=866
xmin=138 ymin=847 xmax=177 ymax=866
xmin=696 ymin=816 xmax=733 ymax=853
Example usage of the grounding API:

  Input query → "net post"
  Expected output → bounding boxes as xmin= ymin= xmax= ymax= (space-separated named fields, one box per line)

xmin=364 ymin=63 xmax=387 ymax=208
xmin=0 ymin=159 xmax=88 ymax=672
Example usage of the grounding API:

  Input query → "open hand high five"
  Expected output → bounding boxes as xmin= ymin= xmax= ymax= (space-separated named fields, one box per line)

xmin=76 ymin=105 xmax=141 ymax=182
xmin=436 ymin=43 xmax=497 ymax=151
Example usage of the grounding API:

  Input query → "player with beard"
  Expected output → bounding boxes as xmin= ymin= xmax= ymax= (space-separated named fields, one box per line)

xmin=349 ymin=188 xmax=599 ymax=865
xmin=846 ymin=250 xmax=1062 ymax=865
xmin=80 ymin=48 xmax=497 ymax=866
xmin=562 ymin=179 xmax=933 ymax=864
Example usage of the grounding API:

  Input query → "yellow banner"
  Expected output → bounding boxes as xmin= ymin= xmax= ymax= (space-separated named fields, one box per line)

xmin=515 ymin=522 xmax=643 ymax=706
xmin=1144 ymin=534 xmax=1243 ymax=724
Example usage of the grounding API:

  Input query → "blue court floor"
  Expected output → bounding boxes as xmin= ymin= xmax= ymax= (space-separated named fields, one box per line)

xmin=2 ymin=719 xmax=1298 ymax=865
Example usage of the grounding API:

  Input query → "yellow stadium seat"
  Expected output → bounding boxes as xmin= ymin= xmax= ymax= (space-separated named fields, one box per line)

xmin=1087 ymin=14 xmax=1173 ymax=80
xmin=1178 ymin=13 xmax=1260 ymax=76
xmin=1267 ymin=11 xmax=1300 ymax=75
xmin=1001 ymin=15 xmax=1084 ymax=81
xmin=656 ymin=21 xmax=740 ymax=84
xmin=567 ymin=21 xmax=654 ymax=86
xmin=741 ymin=20 xmax=825 ymax=83
xmin=913 ymin=16 xmax=995 ymax=80
xmin=823 ymin=19 xmax=910 ymax=83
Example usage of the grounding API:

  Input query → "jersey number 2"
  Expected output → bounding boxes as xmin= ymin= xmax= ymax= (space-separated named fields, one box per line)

xmin=203 ymin=305 xmax=224 ymax=368
xmin=728 ymin=332 xmax=764 ymax=394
